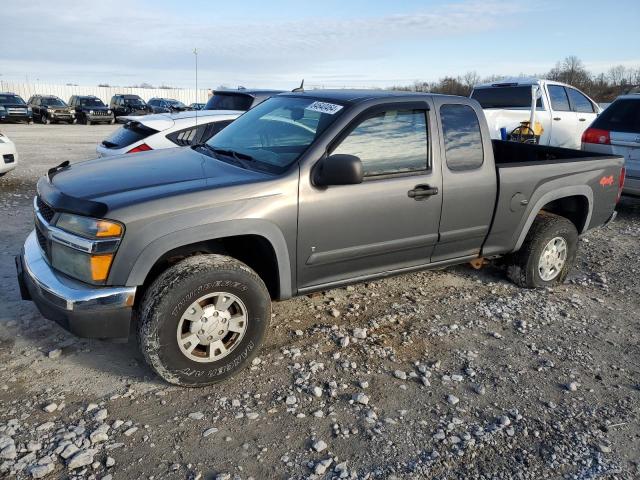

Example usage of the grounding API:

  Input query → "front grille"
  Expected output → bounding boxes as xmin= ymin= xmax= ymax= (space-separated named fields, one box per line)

xmin=37 ymin=197 xmax=56 ymax=223
xmin=2 ymin=154 xmax=14 ymax=164
xmin=7 ymin=108 xmax=27 ymax=115
xmin=36 ymin=227 xmax=49 ymax=258
xmin=93 ymin=110 xmax=109 ymax=116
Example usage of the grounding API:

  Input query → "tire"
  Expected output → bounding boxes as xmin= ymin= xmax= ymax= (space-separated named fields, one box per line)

xmin=507 ymin=212 xmax=578 ymax=288
xmin=43 ymin=115 xmax=51 ymax=125
xmin=137 ymin=254 xmax=271 ymax=387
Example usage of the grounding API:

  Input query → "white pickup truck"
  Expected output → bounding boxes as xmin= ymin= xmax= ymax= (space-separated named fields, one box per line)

xmin=471 ymin=78 xmax=601 ymax=149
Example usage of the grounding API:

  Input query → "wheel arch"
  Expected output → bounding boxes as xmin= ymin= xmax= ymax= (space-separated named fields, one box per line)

xmin=125 ymin=219 xmax=293 ymax=300
xmin=514 ymin=186 xmax=592 ymax=251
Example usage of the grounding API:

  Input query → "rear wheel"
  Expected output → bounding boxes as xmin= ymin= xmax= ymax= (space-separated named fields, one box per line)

xmin=137 ymin=254 xmax=271 ymax=386
xmin=507 ymin=212 xmax=578 ymax=288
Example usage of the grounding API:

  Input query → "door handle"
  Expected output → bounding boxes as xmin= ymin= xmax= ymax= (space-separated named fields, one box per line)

xmin=408 ymin=184 xmax=439 ymax=200
xmin=578 ymin=118 xmax=586 ymax=121
xmin=553 ymin=117 xmax=561 ymax=121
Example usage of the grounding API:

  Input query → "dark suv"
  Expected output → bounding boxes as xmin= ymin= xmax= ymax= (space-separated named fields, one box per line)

xmin=27 ymin=95 xmax=76 ymax=124
xmin=109 ymin=94 xmax=152 ymax=121
xmin=69 ymin=95 xmax=115 ymax=125
xmin=148 ymin=98 xmax=188 ymax=114
xmin=0 ymin=92 xmax=33 ymax=123
xmin=204 ymin=89 xmax=283 ymax=111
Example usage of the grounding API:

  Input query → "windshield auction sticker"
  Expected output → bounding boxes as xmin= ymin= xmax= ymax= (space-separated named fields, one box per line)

xmin=305 ymin=101 xmax=343 ymax=115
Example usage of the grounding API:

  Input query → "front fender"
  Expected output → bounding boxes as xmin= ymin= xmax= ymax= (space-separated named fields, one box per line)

xmin=118 ymin=219 xmax=293 ymax=299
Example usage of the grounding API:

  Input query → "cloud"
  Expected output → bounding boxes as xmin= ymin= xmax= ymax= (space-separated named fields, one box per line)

xmin=0 ymin=0 xmax=528 ymax=87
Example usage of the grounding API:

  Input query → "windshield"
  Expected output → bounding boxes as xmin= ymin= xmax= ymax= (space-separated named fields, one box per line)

xmin=124 ymin=96 xmax=146 ymax=106
xmin=43 ymin=97 xmax=66 ymax=107
xmin=0 ymin=94 xmax=25 ymax=105
xmin=205 ymin=93 xmax=254 ymax=111
xmin=80 ymin=98 xmax=105 ymax=107
xmin=205 ymin=96 xmax=344 ymax=172
xmin=471 ymin=86 xmax=543 ymax=109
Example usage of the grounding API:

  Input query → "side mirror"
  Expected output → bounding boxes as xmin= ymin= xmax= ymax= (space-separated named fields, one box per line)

xmin=314 ymin=154 xmax=363 ymax=187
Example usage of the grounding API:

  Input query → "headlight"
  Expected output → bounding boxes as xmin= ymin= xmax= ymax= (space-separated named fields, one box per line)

xmin=52 ymin=214 xmax=123 ymax=283
xmin=107 ymin=109 xmax=112 ymax=114
xmin=0 ymin=106 xmax=6 ymax=112
xmin=89 ymin=110 xmax=94 ymax=114
xmin=27 ymin=106 xmax=32 ymax=113
xmin=56 ymin=213 xmax=123 ymax=238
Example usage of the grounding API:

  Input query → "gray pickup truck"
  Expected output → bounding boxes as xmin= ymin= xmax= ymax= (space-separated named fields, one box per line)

xmin=16 ymin=90 xmax=624 ymax=386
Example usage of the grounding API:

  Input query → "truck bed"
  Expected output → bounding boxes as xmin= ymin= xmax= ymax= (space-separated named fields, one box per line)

xmin=492 ymin=140 xmax=605 ymax=165
xmin=482 ymin=140 xmax=624 ymax=257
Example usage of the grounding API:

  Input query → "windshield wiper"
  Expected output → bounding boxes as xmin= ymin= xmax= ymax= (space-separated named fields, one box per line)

xmin=210 ymin=147 xmax=255 ymax=162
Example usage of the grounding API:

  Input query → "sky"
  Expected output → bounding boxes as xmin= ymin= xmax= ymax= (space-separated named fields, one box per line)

xmin=1 ymin=0 xmax=639 ymax=90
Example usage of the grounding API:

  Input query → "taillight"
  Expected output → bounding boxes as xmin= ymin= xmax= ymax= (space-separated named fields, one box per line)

xmin=616 ymin=167 xmax=626 ymax=203
xmin=126 ymin=143 xmax=152 ymax=154
xmin=581 ymin=127 xmax=610 ymax=145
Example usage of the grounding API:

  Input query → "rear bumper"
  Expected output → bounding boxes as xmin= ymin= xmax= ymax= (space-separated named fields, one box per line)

xmin=17 ymin=231 xmax=136 ymax=338
xmin=623 ymin=176 xmax=640 ymax=196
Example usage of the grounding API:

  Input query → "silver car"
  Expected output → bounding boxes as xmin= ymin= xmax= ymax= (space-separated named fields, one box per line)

xmin=582 ymin=94 xmax=640 ymax=196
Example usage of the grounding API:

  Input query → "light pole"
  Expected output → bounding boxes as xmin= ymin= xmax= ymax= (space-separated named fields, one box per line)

xmin=193 ymin=48 xmax=198 ymax=125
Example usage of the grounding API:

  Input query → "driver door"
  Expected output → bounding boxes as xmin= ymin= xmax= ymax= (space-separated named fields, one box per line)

xmin=297 ymin=102 xmax=443 ymax=290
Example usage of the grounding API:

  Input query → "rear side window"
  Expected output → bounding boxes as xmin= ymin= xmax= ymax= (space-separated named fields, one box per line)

xmin=205 ymin=94 xmax=253 ymax=111
xmin=566 ymin=88 xmax=595 ymax=113
xmin=440 ymin=104 xmax=484 ymax=171
xmin=167 ymin=120 xmax=234 ymax=146
xmin=101 ymin=122 xmax=157 ymax=149
xmin=592 ymin=99 xmax=640 ymax=134
xmin=548 ymin=85 xmax=571 ymax=112
xmin=471 ymin=86 xmax=543 ymax=109
xmin=333 ymin=109 xmax=428 ymax=177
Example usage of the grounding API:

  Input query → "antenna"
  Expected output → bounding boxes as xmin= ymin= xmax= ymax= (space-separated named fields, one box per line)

xmin=193 ymin=48 xmax=198 ymax=126
xmin=292 ymin=79 xmax=304 ymax=92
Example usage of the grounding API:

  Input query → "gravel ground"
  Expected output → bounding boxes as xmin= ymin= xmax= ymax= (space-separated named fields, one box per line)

xmin=0 ymin=123 xmax=639 ymax=480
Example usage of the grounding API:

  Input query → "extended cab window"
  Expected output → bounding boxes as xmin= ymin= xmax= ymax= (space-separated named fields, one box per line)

xmin=333 ymin=109 xmax=428 ymax=177
xmin=440 ymin=104 xmax=484 ymax=171
xmin=566 ymin=88 xmax=595 ymax=113
xmin=548 ymin=85 xmax=571 ymax=111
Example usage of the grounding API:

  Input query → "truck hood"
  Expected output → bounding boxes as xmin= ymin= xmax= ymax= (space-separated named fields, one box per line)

xmin=38 ymin=147 xmax=272 ymax=216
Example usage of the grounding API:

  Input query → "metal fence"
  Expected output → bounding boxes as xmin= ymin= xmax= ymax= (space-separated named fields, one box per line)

xmin=0 ymin=81 xmax=210 ymax=106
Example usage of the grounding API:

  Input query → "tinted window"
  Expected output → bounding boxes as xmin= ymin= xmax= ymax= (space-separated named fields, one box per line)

xmin=566 ymin=88 xmax=594 ymax=113
xmin=548 ymin=85 xmax=571 ymax=111
xmin=80 ymin=98 xmax=105 ymax=107
xmin=592 ymin=99 xmax=640 ymax=134
xmin=205 ymin=93 xmax=254 ymax=111
xmin=334 ymin=110 xmax=428 ymax=177
xmin=0 ymin=94 xmax=26 ymax=105
xmin=123 ymin=96 xmax=145 ymax=106
xmin=42 ymin=97 xmax=66 ymax=107
xmin=101 ymin=122 xmax=158 ymax=149
xmin=471 ymin=86 xmax=543 ymax=109
xmin=206 ymin=97 xmax=343 ymax=173
xmin=440 ymin=104 xmax=484 ymax=171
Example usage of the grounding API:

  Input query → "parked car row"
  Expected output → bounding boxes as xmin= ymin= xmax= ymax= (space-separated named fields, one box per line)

xmin=0 ymin=88 xmax=283 ymax=125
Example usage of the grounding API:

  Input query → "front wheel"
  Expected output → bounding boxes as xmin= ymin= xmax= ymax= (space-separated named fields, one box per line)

xmin=137 ymin=255 xmax=271 ymax=386
xmin=507 ymin=212 xmax=578 ymax=288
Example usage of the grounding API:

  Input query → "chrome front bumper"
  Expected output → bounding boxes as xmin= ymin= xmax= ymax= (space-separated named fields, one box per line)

xmin=17 ymin=231 xmax=136 ymax=338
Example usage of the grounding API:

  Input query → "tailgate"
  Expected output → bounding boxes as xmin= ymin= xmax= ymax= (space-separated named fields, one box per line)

xmin=610 ymin=132 xmax=640 ymax=178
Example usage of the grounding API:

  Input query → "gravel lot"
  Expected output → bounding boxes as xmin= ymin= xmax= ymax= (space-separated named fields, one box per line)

xmin=0 ymin=123 xmax=639 ymax=479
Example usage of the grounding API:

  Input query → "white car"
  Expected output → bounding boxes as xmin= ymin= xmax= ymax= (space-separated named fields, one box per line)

xmin=0 ymin=131 xmax=18 ymax=177
xmin=582 ymin=94 xmax=640 ymax=196
xmin=471 ymin=78 xmax=601 ymax=149
xmin=96 ymin=110 xmax=242 ymax=157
